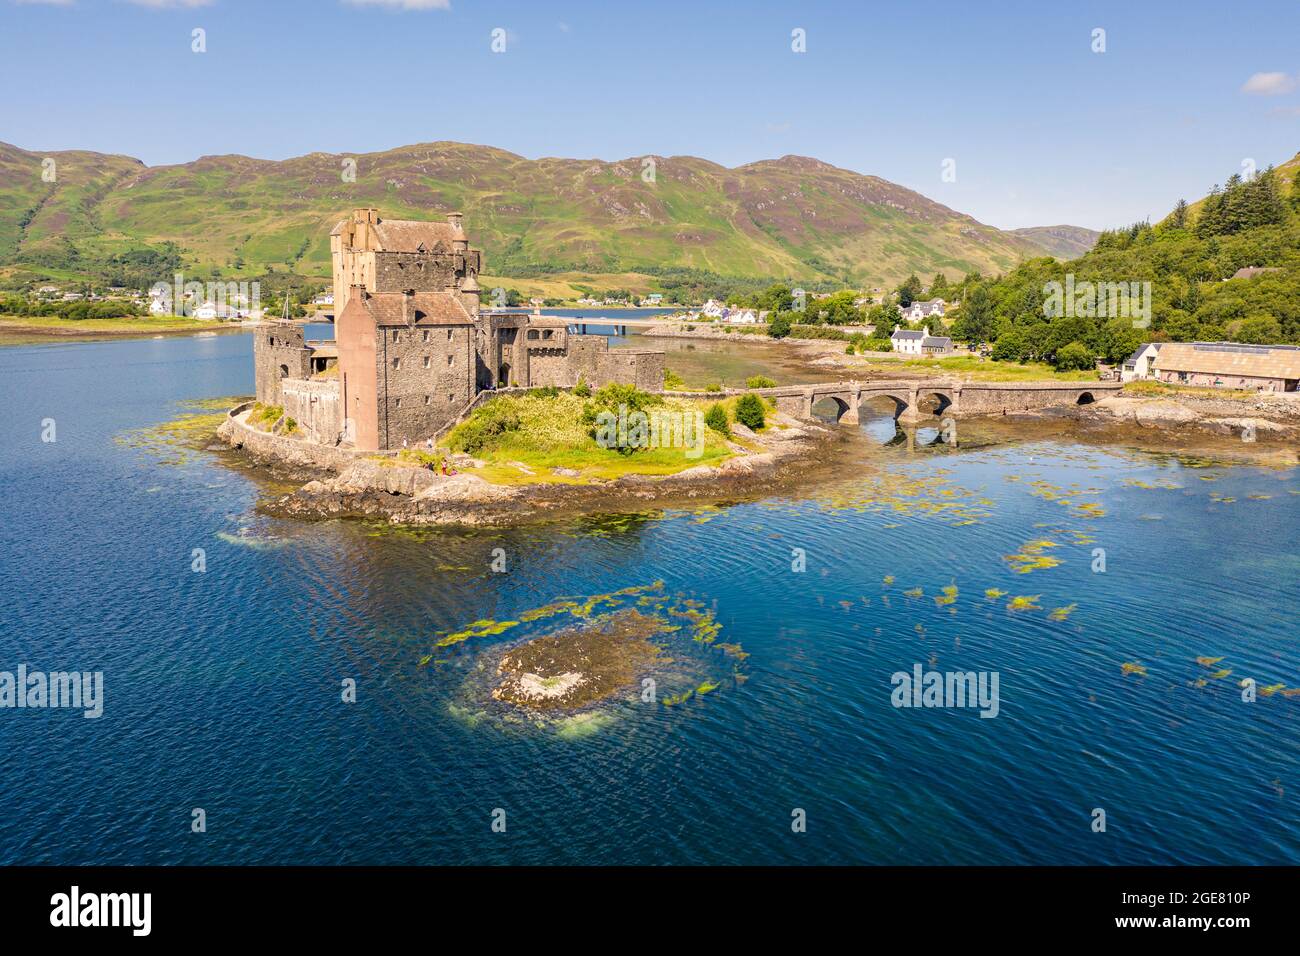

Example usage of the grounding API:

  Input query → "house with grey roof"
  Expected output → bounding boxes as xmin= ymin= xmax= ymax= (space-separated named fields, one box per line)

xmin=1121 ymin=342 xmax=1163 ymax=382
xmin=891 ymin=324 xmax=954 ymax=356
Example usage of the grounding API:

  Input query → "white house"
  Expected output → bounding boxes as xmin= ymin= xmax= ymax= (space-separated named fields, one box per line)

xmin=898 ymin=298 xmax=946 ymax=323
xmin=1120 ymin=342 xmax=1163 ymax=382
xmin=641 ymin=293 xmax=663 ymax=306
xmin=727 ymin=308 xmax=759 ymax=324
xmin=891 ymin=324 xmax=954 ymax=356
xmin=312 ymin=292 xmax=334 ymax=306
xmin=700 ymin=299 xmax=727 ymax=319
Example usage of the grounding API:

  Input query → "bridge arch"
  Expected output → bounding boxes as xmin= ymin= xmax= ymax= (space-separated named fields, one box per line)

xmin=1076 ymin=391 xmax=1096 ymax=404
xmin=915 ymin=390 xmax=954 ymax=417
xmin=810 ymin=394 xmax=852 ymax=422
xmin=855 ymin=390 xmax=911 ymax=421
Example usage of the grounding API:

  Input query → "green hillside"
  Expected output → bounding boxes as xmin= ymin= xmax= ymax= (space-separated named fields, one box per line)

xmin=942 ymin=154 xmax=1300 ymax=367
xmin=1008 ymin=225 xmax=1100 ymax=259
xmin=0 ymin=140 xmax=1071 ymax=291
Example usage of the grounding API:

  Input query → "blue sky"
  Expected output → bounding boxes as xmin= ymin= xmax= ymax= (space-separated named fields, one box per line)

xmin=2 ymin=0 xmax=1298 ymax=230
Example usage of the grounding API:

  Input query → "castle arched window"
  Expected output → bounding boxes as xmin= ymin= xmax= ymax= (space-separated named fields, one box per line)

xmin=527 ymin=330 xmax=539 ymax=340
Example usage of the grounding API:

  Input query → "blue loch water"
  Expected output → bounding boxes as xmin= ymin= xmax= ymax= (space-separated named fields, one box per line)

xmin=0 ymin=329 xmax=1297 ymax=865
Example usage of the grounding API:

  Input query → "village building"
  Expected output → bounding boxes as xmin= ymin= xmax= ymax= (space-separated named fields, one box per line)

xmin=1120 ymin=342 xmax=1163 ymax=382
xmin=1226 ymin=266 xmax=1283 ymax=281
xmin=899 ymin=298 xmax=946 ymax=323
xmin=252 ymin=208 xmax=664 ymax=451
xmin=1153 ymin=341 xmax=1300 ymax=391
xmin=891 ymin=324 xmax=954 ymax=356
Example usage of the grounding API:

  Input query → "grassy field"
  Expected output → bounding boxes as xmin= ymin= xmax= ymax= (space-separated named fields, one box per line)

xmin=1121 ymin=379 xmax=1258 ymax=400
xmin=443 ymin=389 xmax=737 ymax=486
xmin=0 ymin=314 xmax=224 ymax=335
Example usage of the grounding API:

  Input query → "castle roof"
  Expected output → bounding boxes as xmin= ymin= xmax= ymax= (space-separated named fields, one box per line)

xmin=331 ymin=216 xmax=461 ymax=253
xmin=347 ymin=290 xmax=475 ymax=327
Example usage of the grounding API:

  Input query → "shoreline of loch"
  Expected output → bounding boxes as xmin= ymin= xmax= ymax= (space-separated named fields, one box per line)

xmin=216 ymin=398 xmax=840 ymax=527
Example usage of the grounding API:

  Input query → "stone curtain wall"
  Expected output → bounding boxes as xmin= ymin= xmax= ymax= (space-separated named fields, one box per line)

xmin=595 ymin=349 xmax=665 ymax=392
xmin=375 ymin=324 xmax=476 ymax=448
xmin=254 ymin=323 xmax=312 ymax=406
xmin=281 ymin=379 xmax=342 ymax=445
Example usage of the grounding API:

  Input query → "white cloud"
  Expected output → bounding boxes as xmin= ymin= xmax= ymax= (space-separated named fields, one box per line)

xmin=12 ymin=0 xmax=77 ymax=6
xmin=1241 ymin=71 xmax=1297 ymax=96
xmin=341 ymin=0 xmax=452 ymax=10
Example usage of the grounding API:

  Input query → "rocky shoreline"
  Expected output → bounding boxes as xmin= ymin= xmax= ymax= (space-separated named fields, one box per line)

xmin=217 ymin=403 xmax=835 ymax=527
xmin=1078 ymin=391 xmax=1300 ymax=440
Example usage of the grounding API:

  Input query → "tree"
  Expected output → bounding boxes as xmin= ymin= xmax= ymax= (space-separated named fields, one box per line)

xmin=896 ymin=274 xmax=923 ymax=307
xmin=867 ymin=302 xmax=901 ymax=332
xmin=950 ymin=283 xmax=995 ymax=344
xmin=808 ymin=289 xmax=864 ymax=326
xmin=1168 ymin=199 xmax=1189 ymax=230
xmin=704 ymin=403 xmax=730 ymax=435
xmin=766 ymin=312 xmax=793 ymax=339
xmin=1235 ymin=314 xmax=1283 ymax=344
xmin=991 ymin=327 xmax=1034 ymax=363
xmin=929 ymin=273 xmax=949 ymax=297
xmin=734 ymin=394 xmax=766 ymax=430
xmin=1053 ymin=341 xmax=1096 ymax=372
xmin=1097 ymin=317 xmax=1146 ymax=365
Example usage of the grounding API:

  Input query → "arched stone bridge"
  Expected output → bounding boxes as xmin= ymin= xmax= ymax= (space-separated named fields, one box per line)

xmin=748 ymin=379 xmax=1121 ymax=424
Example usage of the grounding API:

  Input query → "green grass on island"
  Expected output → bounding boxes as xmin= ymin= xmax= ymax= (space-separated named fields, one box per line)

xmin=0 ymin=313 xmax=222 ymax=335
xmin=441 ymin=385 xmax=758 ymax=485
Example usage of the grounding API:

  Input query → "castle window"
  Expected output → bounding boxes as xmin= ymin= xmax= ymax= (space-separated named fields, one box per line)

xmin=395 ymin=397 xmax=402 ymax=408
xmin=392 ymin=330 xmax=400 ymax=342
xmin=448 ymin=393 xmax=454 ymax=403
xmin=447 ymin=354 xmax=453 ymax=365
xmin=542 ymin=329 xmax=554 ymax=340
xmin=268 ymin=336 xmax=275 ymax=346
xmin=423 ymin=356 xmax=430 ymax=369
xmin=422 ymin=330 xmax=429 ymax=342
xmin=527 ymin=330 xmax=539 ymax=340
xmin=424 ymin=395 xmax=430 ymax=405
xmin=393 ymin=357 xmax=401 ymax=370
xmin=446 ymin=329 xmax=452 ymax=340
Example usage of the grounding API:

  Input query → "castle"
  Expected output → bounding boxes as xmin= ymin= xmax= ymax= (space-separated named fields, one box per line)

xmin=253 ymin=208 xmax=664 ymax=451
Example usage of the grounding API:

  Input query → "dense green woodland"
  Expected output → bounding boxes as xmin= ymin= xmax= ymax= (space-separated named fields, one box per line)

xmin=944 ymin=164 xmax=1300 ymax=367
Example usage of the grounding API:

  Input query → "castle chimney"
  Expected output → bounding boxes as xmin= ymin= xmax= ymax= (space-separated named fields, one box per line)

xmin=447 ymin=212 xmax=464 ymax=231
xmin=403 ymin=289 xmax=414 ymax=326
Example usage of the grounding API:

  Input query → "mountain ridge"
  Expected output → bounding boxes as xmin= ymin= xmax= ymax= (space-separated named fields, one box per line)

xmin=0 ymin=139 xmax=1095 ymax=288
